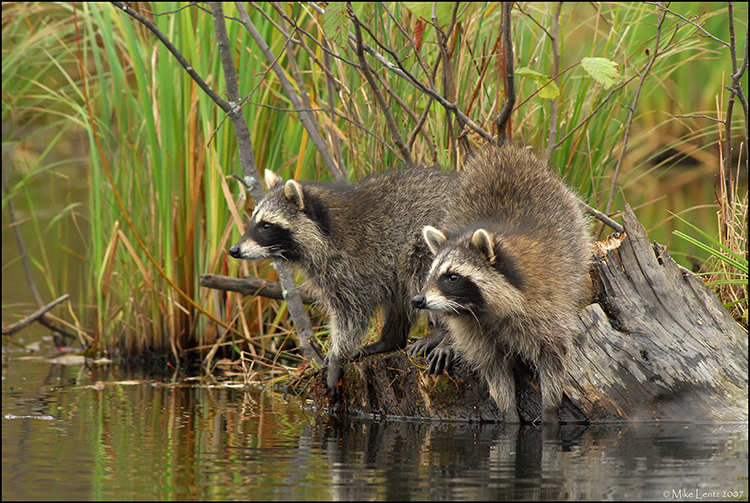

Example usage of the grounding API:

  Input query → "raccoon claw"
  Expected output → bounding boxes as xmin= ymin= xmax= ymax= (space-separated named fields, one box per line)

xmin=406 ymin=335 xmax=442 ymax=357
xmin=426 ymin=346 xmax=454 ymax=375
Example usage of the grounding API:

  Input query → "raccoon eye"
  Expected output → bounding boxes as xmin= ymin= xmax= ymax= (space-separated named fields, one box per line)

xmin=446 ymin=273 xmax=460 ymax=282
xmin=260 ymin=221 xmax=273 ymax=231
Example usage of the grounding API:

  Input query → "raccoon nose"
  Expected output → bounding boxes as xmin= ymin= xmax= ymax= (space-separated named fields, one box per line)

xmin=229 ymin=245 xmax=241 ymax=259
xmin=411 ymin=293 xmax=427 ymax=310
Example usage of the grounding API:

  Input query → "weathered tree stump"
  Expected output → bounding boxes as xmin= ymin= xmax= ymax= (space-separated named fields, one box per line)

xmin=296 ymin=206 xmax=747 ymax=422
xmin=205 ymin=206 xmax=747 ymax=422
xmin=565 ymin=206 xmax=747 ymax=422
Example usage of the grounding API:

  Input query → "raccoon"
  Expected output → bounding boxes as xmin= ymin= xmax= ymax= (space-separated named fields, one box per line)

xmin=229 ymin=167 xmax=453 ymax=400
xmin=411 ymin=146 xmax=592 ymax=422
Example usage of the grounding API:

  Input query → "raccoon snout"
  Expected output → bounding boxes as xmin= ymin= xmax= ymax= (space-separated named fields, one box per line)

xmin=411 ymin=293 xmax=427 ymax=310
xmin=228 ymin=245 xmax=241 ymax=259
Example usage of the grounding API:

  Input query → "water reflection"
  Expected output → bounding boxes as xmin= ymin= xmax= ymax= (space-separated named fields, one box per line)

xmin=2 ymin=360 xmax=747 ymax=501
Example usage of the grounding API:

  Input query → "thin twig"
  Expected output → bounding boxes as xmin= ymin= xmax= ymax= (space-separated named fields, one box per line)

xmin=495 ymin=2 xmax=515 ymax=145
xmin=432 ymin=2 xmax=461 ymax=165
xmin=346 ymin=15 xmax=497 ymax=145
xmin=604 ymin=6 xmax=668 ymax=217
xmin=580 ymin=201 xmax=624 ymax=234
xmin=350 ymin=3 xmax=413 ymax=163
xmin=275 ymin=2 xmax=362 ymax=69
xmin=381 ymin=2 xmax=435 ymax=91
xmin=674 ymin=114 xmax=726 ymax=123
xmin=554 ymin=74 xmax=638 ymax=149
xmin=514 ymin=2 xmax=554 ymax=40
xmin=2 ymin=295 xmax=71 ymax=336
xmin=643 ymin=1 xmax=730 ymax=48
xmin=239 ymin=101 xmax=399 ymax=157
xmin=723 ymin=2 xmax=738 ymax=178
xmin=546 ymin=3 xmax=562 ymax=164
xmin=369 ymin=61 xmax=437 ymax=160
xmin=236 ymin=2 xmax=346 ymax=184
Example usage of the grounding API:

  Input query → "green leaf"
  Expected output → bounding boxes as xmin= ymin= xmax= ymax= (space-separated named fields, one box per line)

xmin=516 ymin=67 xmax=560 ymax=99
xmin=581 ymin=57 xmax=619 ymax=89
xmin=403 ymin=2 xmax=457 ymax=27
xmin=323 ymin=2 xmax=349 ymax=48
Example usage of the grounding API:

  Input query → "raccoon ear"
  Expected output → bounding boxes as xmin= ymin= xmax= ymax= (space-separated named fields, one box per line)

xmin=264 ymin=169 xmax=283 ymax=190
xmin=471 ymin=229 xmax=496 ymax=264
xmin=423 ymin=226 xmax=447 ymax=255
xmin=283 ymin=179 xmax=305 ymax=210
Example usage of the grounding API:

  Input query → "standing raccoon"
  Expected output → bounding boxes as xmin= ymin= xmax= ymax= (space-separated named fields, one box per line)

xmin=411 ymin=146 xmax=592 ymax=422
xmin=229 ymin=167 xmax=453 ymax=400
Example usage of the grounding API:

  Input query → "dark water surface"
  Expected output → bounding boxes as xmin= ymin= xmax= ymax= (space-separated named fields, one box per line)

xmin=2 ymin=353 xmax=747 ymax=501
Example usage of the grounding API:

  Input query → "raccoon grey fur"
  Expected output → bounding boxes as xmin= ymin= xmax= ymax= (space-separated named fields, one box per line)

xmin=229 ymin=167 xmax=453 ymax=400
xmin=411 ymin=145 xmax=592 ymax=422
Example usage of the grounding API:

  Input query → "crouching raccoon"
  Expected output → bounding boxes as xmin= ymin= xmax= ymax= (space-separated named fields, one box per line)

xmin=411 ymin=146 xmax=592 ymax=422
xmin=229 ymin=167 xmax=453 ymax=400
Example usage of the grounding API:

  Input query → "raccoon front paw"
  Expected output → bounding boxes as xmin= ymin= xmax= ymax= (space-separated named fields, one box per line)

xmin=406 ymin=334 xmax=442 ymax=357
xmin=426 ymin=345 xmax=455 ymax=374
xmin=326 ymin=357 xmax=344 ymax=402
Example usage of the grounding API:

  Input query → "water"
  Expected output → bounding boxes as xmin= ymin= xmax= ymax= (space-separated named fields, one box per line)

xmin=2 ymin=350 xmax=747 ymax=501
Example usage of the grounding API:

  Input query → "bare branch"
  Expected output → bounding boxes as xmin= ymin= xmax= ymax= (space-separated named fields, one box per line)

xmin=546 ymin=3 xmax=562 ymax=164
xmin=495 ymin=2 xmax=516 ymax=145
xmin=2 ymin=295 xmax=71 ymax=336
xmin=200 ymin=274 xmax=317 ymax=304
xmin=345 ymin=12 xmax=497 ymax=145
xmin=674 ymin=114 xmax=726 ymax=123
xmin=350 ymin=3 xmax=413 ymax=163
xmin=725 ymin=3 xmax=748 ymax=174
xmin=580 ymin=201 xmax=624 ymax=234
xmin=643 ymin=1 xmax=730 ymax=48
xmin=604 ymin=6 xmax=668 ymax=217
xmin=234 ymin=2 xmax=346 ymax=184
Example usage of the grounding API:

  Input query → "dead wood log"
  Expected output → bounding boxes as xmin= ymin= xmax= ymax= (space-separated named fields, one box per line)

xmin=296 ymin=205 xmax=747 ymax=422
xmin=566 ymin=205 xmax=747 ymax=422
